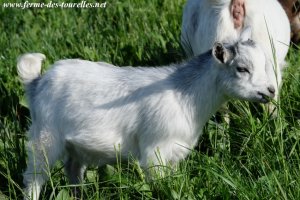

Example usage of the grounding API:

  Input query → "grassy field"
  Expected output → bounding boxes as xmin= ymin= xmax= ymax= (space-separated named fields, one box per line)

xmin=1 ymin=0 xmax=300 ymax=199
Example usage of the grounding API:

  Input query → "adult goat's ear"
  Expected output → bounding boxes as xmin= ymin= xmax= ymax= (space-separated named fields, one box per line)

xmin=239 ymin=26 xmax=252 ymax=42
xmin=212 ymin=42 xmax=231 ymax=64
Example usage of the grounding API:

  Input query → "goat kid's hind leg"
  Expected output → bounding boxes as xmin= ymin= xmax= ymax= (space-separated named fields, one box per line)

xmin=23 ymin=128 xmax=63 ymax=200
xmin=64 ymin=156 xmax=86 ymax=199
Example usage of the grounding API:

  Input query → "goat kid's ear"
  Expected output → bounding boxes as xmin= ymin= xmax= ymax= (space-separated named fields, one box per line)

xmin=212 ymin=42 xmax=231 ymax=64
xmin=239 ymin=26 xmax=252 ymax=42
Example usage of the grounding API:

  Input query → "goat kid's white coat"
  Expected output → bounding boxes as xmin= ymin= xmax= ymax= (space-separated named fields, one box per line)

xmin=18 ymin=28 xmax=275 ymax=200
xmin=181 ymin=0 xmax=290 ymax=101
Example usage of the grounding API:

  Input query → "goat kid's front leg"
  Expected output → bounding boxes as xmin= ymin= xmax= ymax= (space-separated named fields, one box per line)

xmin=139 ymin=142 xmax=188 ymax=179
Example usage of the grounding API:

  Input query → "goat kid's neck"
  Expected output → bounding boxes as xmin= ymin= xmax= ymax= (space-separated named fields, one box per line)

xmin=173 ymin=60 xmax=227 ymax=133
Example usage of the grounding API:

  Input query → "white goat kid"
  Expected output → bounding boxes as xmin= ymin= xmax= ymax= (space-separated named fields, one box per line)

xmin=19 ymin=28 xmax=274 ymax=200
xmin=181 ymin=0 xmax=290 ymax=106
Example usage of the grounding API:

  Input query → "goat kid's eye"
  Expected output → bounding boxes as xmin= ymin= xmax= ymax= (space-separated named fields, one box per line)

xmin=236 ymin=67 xmax=250 ymax=73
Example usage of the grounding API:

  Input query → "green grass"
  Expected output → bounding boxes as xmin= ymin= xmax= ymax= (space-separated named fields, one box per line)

xmin=1 ymin=0 xmax=300 ymax=199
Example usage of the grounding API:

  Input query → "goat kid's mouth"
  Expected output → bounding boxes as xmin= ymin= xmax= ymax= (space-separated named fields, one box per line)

xmin=257 ymin=92 xmax=272 ymax=103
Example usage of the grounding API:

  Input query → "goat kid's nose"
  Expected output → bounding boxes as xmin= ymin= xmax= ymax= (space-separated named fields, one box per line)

xmin=268 ymin=86 xmax=276 ymax=98
xmin=268 ymin=86 xmax=275 ymax=94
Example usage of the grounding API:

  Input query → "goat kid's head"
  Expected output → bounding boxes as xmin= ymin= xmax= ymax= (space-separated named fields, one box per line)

xmin=212 ymin=27 xmax=275 ymax=103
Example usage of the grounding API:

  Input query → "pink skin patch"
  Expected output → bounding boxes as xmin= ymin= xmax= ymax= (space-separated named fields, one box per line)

xmin=231 ymin=0 xmax=245 ymax=29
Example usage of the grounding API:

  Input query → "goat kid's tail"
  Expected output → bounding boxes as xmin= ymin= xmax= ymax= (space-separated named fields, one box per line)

xmin=17 ymin=53 xmax=45 ymax=85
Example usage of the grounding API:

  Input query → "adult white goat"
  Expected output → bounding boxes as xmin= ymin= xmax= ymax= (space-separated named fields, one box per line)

xmin=19 ymin=28 xmax=274 ymax=200
xmin=181 ymin=0 xmax=290 ymax=106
